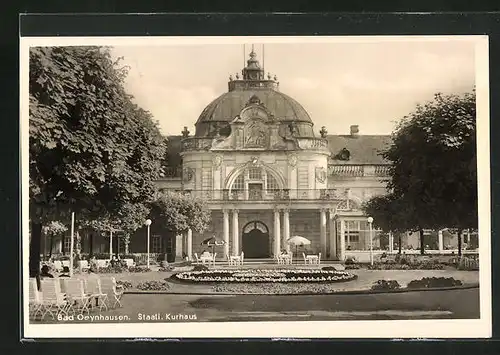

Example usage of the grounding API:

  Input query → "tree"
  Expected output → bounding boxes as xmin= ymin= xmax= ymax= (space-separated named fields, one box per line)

xmin=29 ymin=46 xmax=167 ymax=277
xmin=41 ymin=220 xmax=68 ymax=258
xmin=148 ymin=191 xmax=211 ymax=236
xmin=364 ymin=90 xmax=477 ymax=256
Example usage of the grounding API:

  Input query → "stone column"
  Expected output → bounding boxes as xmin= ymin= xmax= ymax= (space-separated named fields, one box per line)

xmin=388 ymin=231 xmax=394 ymax=253
xmin=223 ymin=209 xmax=230 ymax=258
xmin=232 ymin=209 xmax=239 ymax=256
xmin=339 ymin=219 xmax=346 ymax=262
xmin=186 ymin=228 xmax=193 ymax=261
xmin=175 ymin=234 xmax=183 ymax=260
xmin=320 ymin=209 xmax=327 ymax=256
xmin=329 ymin=209 xmax=336 ymax=259
xmin=438 ymin=229 xmax=444 ymax=252
xmin=274 ymin=208 xmax=281 ymax=256
xmin=283 ymin=209 xmax=290 ymax=252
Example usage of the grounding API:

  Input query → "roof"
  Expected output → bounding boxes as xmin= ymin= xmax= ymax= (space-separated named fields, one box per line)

xmin=196 ymin=89 xmax=313 ymax=125
xmin=327 ymin=135 xmax=392 ymax=165
xmin=165 ymin=134 xmax=392 ymax=166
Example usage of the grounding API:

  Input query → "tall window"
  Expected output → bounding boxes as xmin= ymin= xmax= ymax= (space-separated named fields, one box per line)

xmin=266 ymin=172 xmax=279 ymax=191
xmin=63 ymin=236 xmax=71 ymax=254
xmin=345 ymin=221 xmax=360 ymax=245
xmin=248 ymin=167 xmax=262 ymax=180
xmin=151 ymin=235 xmax=162 ymax=253
xmin=232 ymin=173 xmax=245 ymax=191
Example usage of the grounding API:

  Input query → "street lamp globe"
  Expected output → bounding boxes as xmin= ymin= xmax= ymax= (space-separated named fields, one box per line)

xmin=145 ymin=219 xmax=152 ymax=226
xmin=367 ymin=217 xmax=374 ymax=224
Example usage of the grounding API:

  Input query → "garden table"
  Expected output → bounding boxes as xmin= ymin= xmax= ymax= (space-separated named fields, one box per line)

xmin=306 ymin=255 xmax=320 ymax=265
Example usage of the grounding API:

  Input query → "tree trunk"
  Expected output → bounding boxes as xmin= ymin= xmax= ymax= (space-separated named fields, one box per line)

xmin=49 ymin=235 xmax=54 ymax=258
xmin=29 ymin=222 xmax=43 ymax=278
xmin=61 ymin=234 xmax=66 ymax=255
xmin=398 ymin=233 xmax=402 ymax=254
xmin=89 ymin=232 xmax=94 ymax=257
xmin=457 ymin=228 xmax=463 ymax=257
xmin=419 ymin=229 xmax=425 ymax=255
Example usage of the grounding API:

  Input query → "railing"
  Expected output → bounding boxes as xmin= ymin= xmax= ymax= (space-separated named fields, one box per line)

xmin=374 ymin=165 xmax=391 ymax=177
xmin=328 ymin=164 xmax=391 ymax=177
xmin=329 ymin=165 xmax=364 ymax=177
xmin=295 ymin=137 xmax=329 ymax=150
xmin=161 ymin=166 xmax=182 ymax=178
xmin=174 ymin=189 xmax=347 ymax=201
xmin=181 ymin=137 xmax=213 ymax=152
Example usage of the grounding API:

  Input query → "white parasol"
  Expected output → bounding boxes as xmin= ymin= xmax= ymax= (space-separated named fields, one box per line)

xmin=287 ymin=236 xmax=311 ymax=263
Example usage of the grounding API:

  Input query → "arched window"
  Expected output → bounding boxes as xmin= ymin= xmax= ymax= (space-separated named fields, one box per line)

xmin=228 ymin=166 xmax=283 ymax=199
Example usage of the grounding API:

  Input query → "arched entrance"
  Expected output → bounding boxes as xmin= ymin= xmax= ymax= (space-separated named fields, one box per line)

xmin=242 ymin=221 xmax=270 ymax=258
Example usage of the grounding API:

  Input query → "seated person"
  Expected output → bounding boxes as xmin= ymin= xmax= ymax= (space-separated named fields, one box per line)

xmin=40 ymin=265 xmax=54 ymax=278
xmin=59 ymin=266 xmax=71 ymax=277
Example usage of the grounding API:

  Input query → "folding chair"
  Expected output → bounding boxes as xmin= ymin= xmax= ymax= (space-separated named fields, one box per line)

xmin=86 ymin=277 xmax=108 ymax=311
xmin=100 ymin=277 xmax=124 ymax=309
xmin=63 ymin=278 xmax=93 ymax=315
xmin=28 ymin=278 xmax=44 ymax=320
xmin=40 ymin=278 xmax=70 ymax=320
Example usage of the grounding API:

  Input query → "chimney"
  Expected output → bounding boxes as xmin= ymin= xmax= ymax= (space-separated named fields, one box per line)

xmin=350 ymin=125 xmax=359 ymax=137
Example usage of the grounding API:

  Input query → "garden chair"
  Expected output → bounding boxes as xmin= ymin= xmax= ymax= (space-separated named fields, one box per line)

xmin=302 ymin=252 xmax=308 ymax=265
xmin=78 ymin=260 xmax=89 ymax=272
xmin=62 ymin=260 xmax=71 ymax=269
xmin=86 ymin=277 xmax=108 ymax=311
xmin=29 ymin=278 xmax=44 ymax=320
xmin=193 ymin=253 xmax=200 ymax=264
xmin=317 ymin=252 xmax=321 ymax=265
xmin=100 ymin=277 xmax=124 ymax=309
xmin=275 ymin=255 xmax=283 ymax=265
xmin=63 ymin=278 xmax=93 ymax=315
xmin=124 ymin=258 xmax=136 ymax=268
xmin=40 ymin=278 xmax=70 ymax=320
xmin=238 ymin=252 xmax=244 ymax=266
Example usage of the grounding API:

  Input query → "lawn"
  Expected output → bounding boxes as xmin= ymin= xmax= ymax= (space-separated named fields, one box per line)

xmin=36 ymin=287 xmax=479 ymax=323
xmin=76 ymin=269 xmax=479 ymax=294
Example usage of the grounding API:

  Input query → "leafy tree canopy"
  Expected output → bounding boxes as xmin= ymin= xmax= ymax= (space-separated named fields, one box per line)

xmin=29 ymin=46 xmax=167 ymax=275
xmin=379 ymin=90 xmax=477 ymax=231
xmin=148 ymin=191 xmax=211 ymax=235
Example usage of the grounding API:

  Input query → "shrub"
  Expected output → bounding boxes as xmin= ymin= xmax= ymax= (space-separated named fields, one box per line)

xmin=128 ymin=266 xmax=151 ymax=273
xmin=344 ymin=257 xmax=356 ymax=265
xmin=158 ymin=266 xmax=173 ymax=272
xmin=344 ymin=264 xmax=360 ymax=270
xmin=407 ymin=277 xmax=463 ymax=289
xmin=193 ymin=264 xmax=209 ymax=271
xmin=417 ymin=260 xmax=445 ymax=270
xmin=116 ymin=280 xmax=133 ymax=289
xmin=321 ymin=266 xmax=337 ymax=271
xmin=97 ymin=265 xmax=128 ymax=274
xmin=137 ymin=280 xmax=170 ymax=291
xmin=371 ymin=279 xmax=401 ymax=291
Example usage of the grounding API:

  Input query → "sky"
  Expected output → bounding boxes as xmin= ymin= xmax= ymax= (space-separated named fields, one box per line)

xmin=111 ymin=39 xmax=477 ymax=136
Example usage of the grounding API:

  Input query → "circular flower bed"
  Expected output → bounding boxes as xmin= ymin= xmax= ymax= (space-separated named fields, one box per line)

xmin=173 ymin=268 xmax=357 ymax=283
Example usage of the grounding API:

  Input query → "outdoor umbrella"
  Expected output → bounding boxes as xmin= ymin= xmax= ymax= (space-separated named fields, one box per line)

xmin=200 ymin=236 xmax=226 ymax=255
xmin=287 ymin=236 xmax=312 ymax=263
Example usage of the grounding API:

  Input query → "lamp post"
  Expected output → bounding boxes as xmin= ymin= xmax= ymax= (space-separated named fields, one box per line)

xmin=367 ymin=217 xmax=374 ymax=266
xmin=145 ymin=219 xmax=152 ymax=269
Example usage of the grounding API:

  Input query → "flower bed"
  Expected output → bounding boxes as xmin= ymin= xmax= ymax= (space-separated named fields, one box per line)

xmin=136 ymin=280 xmax=171 ymax=291
xmin=173 ymin=268 xmax=357 ymax=283
xmin=407 ymin=277 xmax=462 ymax=289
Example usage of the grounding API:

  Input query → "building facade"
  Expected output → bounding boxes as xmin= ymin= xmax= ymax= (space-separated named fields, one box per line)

xmin=41 ymin=49 xmax=477 ymax=263
xmin=155 ymin=50 xmax=394 ymax=261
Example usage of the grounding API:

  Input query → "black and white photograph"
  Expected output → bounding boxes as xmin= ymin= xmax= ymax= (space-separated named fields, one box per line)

xmin=21 ymin=35 xmax=491 ymax=338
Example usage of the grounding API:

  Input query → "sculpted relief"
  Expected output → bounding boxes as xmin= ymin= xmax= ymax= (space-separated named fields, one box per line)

xmin=244 ymin=120 xmax=268 ymax=148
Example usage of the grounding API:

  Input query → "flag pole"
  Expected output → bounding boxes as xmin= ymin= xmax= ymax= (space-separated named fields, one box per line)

xmin=69 ymin=212 xmax=75 ymax=277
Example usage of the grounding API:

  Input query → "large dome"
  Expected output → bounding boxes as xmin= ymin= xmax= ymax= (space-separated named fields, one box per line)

xmin=194 ymin=48 xmax=315 ymax=138
xmin=196 ymin=90 xmax=313 ymax=124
